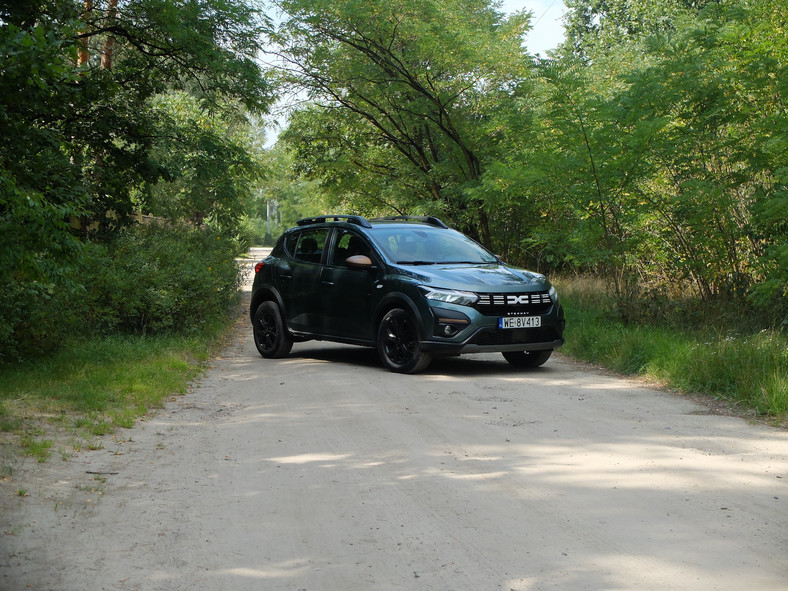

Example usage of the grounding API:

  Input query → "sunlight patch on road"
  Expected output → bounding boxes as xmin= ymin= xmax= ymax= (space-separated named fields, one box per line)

xmin=440 ymin=470 xmax=509 ymax=481
xmin=280 ymin=357 xmax=332 ymax=366
xmin=267 ymin=452 xmax=353 ymax=464
xmin=212 ymin=560 xmax=309 ymax=579
xmin=508 ymin=441 xmax=785 ymax=492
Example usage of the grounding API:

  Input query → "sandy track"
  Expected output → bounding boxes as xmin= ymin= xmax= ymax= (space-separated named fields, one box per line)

xmin=2 ymin=256 xmax=787 ymax=590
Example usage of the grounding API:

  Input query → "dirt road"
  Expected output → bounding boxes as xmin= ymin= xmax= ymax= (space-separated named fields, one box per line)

xmin=2 ymin=252 xmax=788 ymax=590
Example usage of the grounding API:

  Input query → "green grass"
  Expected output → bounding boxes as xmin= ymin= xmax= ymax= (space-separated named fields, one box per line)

xmin=3 ymin=275 xmax=784 ymax=468
xmin=0 ymin=326 xmax=228 ymax=463
xmin=557 ymin=277 xmax=788 ymax=420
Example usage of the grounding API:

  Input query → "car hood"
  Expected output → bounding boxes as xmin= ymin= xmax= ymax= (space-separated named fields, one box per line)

xmin=393 ymin=263 xmax=551 ymax=292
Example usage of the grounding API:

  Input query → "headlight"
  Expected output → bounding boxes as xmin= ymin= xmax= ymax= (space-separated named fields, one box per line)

xmin=549 ymin=285 xmax=558 ymax=302
xmin=421 ymin=287 xmax=479 ymax=306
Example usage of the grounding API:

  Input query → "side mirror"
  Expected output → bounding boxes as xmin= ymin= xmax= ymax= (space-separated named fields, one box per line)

xmin=345 ymin=254 xmax=374 ymax=270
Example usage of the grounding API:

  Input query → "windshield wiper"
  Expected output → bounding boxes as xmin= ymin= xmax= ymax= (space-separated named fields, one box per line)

xmin=396 ymin=260 xmax=437 ymax=265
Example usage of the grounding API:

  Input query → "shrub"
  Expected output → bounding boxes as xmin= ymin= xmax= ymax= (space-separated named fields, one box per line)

xmin=0 ymin=225 xmax=242 ymax=363
xmin=82 ymin=225 xmax=242 ymax=335
xmin=0 ymin=269 xmax=85 ymax=363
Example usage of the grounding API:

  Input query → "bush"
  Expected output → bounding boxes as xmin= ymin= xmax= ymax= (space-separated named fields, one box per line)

xmin=0 ymin=225 xmax=242 ymax=363
xmin=0 ymin=278 xmax=84 ymax=362
xmin=81 ymin=225 xmax=242 ymax=335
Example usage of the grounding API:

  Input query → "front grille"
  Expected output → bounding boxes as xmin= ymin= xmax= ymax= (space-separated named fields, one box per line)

xmin=474 ymin=291 xmax=553 ymax=317
xmin=469 ymin=326 xmax=559 ymax=346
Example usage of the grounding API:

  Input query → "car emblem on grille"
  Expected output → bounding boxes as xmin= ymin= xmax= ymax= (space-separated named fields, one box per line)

xmin=507 ymin=295 xmax=531 ymax=305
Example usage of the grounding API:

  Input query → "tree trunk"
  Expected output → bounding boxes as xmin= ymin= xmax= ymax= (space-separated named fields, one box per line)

xmin=101 ymin=0 xmax=119 ymax=70
xmin=78 ymin=0 xmax=93 ymax=67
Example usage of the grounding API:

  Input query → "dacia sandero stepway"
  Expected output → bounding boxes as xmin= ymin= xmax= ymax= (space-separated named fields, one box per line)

xmin=250 ymin=215 xmax=564 ymax=373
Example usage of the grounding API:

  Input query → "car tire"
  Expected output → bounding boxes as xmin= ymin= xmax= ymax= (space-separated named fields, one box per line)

xmin=253 ymin=301 xmax=293 ymax=358
xmin=503 ymin=349 xmax=552 ymax=368
xmin=376 ymin=308 xmax=432 ymax=374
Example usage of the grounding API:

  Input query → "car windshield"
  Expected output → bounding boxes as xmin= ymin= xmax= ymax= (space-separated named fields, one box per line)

xmin=368 ymin=226 xmax=498 ymax=264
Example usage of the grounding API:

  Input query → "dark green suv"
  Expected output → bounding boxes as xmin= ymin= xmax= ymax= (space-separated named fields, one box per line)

xmin=250 ymin=215 xmax=564 ymax=373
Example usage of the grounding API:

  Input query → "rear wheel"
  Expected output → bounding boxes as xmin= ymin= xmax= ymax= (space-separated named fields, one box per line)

xmin=253 ymin=301 xmax=293 ymax=358
xmin=376 ymin=308 xmax=432 ymax=374
xmin=503 ymin=349 xmax=552 ymax=368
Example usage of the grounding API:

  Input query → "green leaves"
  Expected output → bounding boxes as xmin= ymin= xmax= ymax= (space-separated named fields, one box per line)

xmin=1 ymin=1 xmax=274 ymax=360
xmin=147 ymin=91 xmax=263 ymax=233
xmin=271 ymin=0 xmax=532 ymax=244
xmin=532 ymin=0 xmax=785 ymax=321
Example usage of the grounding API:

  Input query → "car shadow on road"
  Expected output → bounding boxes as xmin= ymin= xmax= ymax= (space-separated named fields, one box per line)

xmin=286 ymin=343 xmax=562 ymax=377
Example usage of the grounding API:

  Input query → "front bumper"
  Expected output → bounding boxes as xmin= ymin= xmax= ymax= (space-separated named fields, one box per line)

xmin=419 ymin=302 xmax=565 ymax=357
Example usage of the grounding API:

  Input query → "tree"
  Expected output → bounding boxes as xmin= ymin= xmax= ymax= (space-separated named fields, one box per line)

xmin=147 ymin=91 xmax=264 ymax=235
xmin=1 ymin=0 xmax=274 ymax=241
xmin=0 ymin=0 xmax=276 ymax=358
xmin=246 ymin=143 xmax=329 ymax=242
xmin=471 ymin=0 xmax=785 ymax=323
xmin=65 ymin=0 xmax=274 ymax=232
xmin=268 ymin=0 xmax=531 ymax=246
xmin=0 ymin=9 xmax=91 ymax=354
xmin=559 ymin=0 xmax=717 ymax=60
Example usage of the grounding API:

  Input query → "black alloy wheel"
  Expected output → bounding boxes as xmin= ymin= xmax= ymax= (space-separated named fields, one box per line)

xmin=253 ymin=301 xmax=293 ymax=358
xmin=376 ymin=308 xmax=432 ymax=374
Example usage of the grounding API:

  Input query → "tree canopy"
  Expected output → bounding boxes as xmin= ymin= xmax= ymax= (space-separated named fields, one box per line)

xmin=267 ymin=0 xmax=786 ymax=324
xmin=268 ymin=0 xmax=532 ymax=245
xmin=0 ymin=0 xmax=274 ymax=357
xmin=2 ymin=0 xmax=785 ymax=360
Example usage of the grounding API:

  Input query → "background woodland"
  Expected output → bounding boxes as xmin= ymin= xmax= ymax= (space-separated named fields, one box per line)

xmin=1 ymin=0 xmax=786 ymax=361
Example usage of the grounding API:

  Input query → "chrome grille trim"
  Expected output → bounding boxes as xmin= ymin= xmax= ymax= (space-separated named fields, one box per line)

xmin=473 ymin=291 xmax=553 ymax=317
xmin=476 ymin=292 xmax=552 ymax=306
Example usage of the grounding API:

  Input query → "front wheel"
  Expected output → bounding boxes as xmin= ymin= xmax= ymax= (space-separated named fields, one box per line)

xmin=376 ymin=308 xmax=432 ymax=374
xmin=503 ymin=349 xmax=552 ymax=369
xmin=253 ymin=301 xmax=293 ymax=358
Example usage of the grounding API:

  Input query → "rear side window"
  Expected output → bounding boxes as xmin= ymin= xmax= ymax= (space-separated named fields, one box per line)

xmin=284 ymin=232 xmax=299 ymax=256
xmin=270 ymin=237 xmax=283 ymax=258
xmin=294 ymin=229 xmax=328 ymax=263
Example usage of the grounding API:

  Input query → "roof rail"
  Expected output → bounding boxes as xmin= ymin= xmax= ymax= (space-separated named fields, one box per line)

xmin=371 ymin=216 xmax=449 ymax=229
xmin=296 ymin=215 xmax=372 ymax=228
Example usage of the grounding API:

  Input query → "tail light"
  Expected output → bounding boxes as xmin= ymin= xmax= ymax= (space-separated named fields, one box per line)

xmin=254 ymin=262 xmax=265 ymax=273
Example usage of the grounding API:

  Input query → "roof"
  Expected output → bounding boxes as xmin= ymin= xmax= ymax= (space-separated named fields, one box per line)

xmin=295 ymin=215 xmax=448 ymax=230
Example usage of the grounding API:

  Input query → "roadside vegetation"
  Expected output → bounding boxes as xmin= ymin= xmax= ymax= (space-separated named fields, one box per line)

xmin=558 ymin=276 xmax=788 ymax=420
xmin=0 ymin=0 xmax=266 ymax=465
xmin=0 ymin=330 xmax=218 ymax=464
xmin=1 ymin=0 xmax=785 ymax=464
xmin=0 ymin=225 xmax=242 ymax=465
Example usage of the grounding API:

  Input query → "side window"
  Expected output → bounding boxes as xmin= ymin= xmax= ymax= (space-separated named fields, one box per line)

xmin=294 ymin=229 xmax=328 ymax=263
xmin=331 ymin=230 xmax=371 ymax=266
xmin=284 ymin=232 xmax=299 ymax=256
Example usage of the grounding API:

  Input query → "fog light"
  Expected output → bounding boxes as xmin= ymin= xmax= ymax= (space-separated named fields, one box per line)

xmin=433 ymin=308 xmax=471 ymax=339
xmin=436 ymin=317 xmax=468 ymax=338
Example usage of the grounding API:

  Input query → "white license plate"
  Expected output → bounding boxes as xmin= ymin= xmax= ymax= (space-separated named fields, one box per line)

xmin=499 ymin=316 xmax=541 ymax=329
